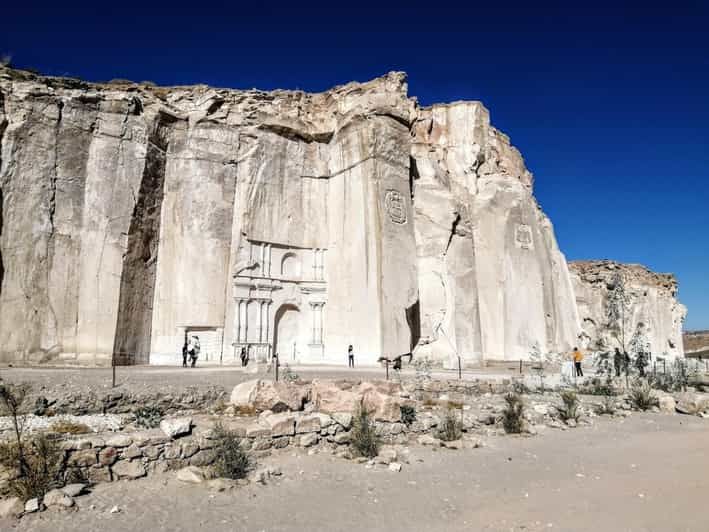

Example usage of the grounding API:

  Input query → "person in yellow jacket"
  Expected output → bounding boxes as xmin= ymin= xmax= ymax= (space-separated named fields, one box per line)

xmin=572 ymin=347 xmax=584 ymax=377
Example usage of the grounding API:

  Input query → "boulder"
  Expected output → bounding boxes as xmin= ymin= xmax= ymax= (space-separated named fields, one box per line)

xmin=657 ymin=394 xmax=677 ymax=413
xmin=311 ymin=380 xmax=360 ymax=414
xmin=112 ymin=460 xmax=147 ymax=480
xmin=388 ymin=462 xmax=402 ymax=472
xmin=61 ymin=483 xmax=87 ymax=497
xmin=68 ymin=448 xmax=97 ymax=467
xmin=99 ymin=447 xmax=118 ymax=466
xmin=358 ymin=384 xmax=402 ymax=422
xmin=176 ymin=466 xmax=206 ymax=484
xmin=230 ymin=379 xmax=308 ymax=413
xmin=43 ymin=489 xmax=74 ymax=509
xmin=296 ymin=414 xmax=322 ymax=434
xmin=0 ymin=497 xmax=24 ymax=519
xmin=299 ymin=433 xmax=319 ymax=447
xmin=262 ymin=412 xmax=296 ymax=437
xmin=675 ymin=392 xmax=709 ymax=415
xmin=160 ymin=417 xmax=193 ymax=438
xmin=105 ymin=435 xmax=133 ymax=448
xmin=332 ymin=412 xmax=353 ymax=430
xmin=246 ymin=424 xmax=272 ymax=438
xmin=24 ymin=498 xmax=40 ymax=514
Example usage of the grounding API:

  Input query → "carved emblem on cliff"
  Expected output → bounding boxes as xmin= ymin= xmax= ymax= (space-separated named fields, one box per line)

xmin=515 ymin=224 xmax=533 ymax=250
xmin=384 ymin=189 xmax=407 ymax=224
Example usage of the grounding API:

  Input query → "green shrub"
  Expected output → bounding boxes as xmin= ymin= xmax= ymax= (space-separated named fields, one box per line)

xmin=350 ymin=404 xmax=380 ymax=458
xmin=502 ymin=392 xmax=525 ymax=434
xmin=400 ymin=404 xmax=416 ymax=426
xmin=629 ymin=381 xmax=658 ymax=411
xmin=437 ymin=408 xmax=463 ymax=441
xmin=556 ymin=390 xmax=580 ymax=422
xmin=210 ymin=423 xmax=253 ymax=480
xmin=134 ymin=405 xmax=163 ymax=428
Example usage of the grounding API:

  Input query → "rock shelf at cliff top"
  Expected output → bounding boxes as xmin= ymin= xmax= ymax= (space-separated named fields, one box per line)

xmin=0 ymin=67 xmax=686 ymax=367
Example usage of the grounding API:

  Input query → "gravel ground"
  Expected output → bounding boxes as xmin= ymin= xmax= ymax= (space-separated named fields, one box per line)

xmin=6 ymin=413 xmax=709 ymax=532
xmin=0 ymin=413 xmax=125 ymax=434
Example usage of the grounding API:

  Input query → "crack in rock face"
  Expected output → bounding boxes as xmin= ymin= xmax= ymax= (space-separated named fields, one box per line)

xmin=0 ymin=66 xmax=685 ymax=366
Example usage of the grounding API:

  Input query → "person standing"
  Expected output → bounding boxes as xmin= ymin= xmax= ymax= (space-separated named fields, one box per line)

xmin=182 ymin=339 xmax=188 ymax=368
xmin=348 ymin=345 xmax=354 ymax=368
xmin=613 ymin=348 xmax=623 ymax=377
xmin=572 ymin=346 xmax=584 ymax=377
xmin=240 ymin=347 xmax=247 ymax=367
xmin=188 ymin=335 xmax=200 ymax=368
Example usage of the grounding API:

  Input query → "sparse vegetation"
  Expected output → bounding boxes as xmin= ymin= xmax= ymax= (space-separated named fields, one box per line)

xmin=49 ymin=420 xmax=91 ymax=434
xmin=437 ymin=407 xmax=463 ymax=441
xmin=0 ymin=383 xmax=66 ymax=500
xmin=281 ymin=364 xmax=299 ymax=383
xmin=556 ymin=389 xmax=580 ymax=422
xmin=350 ymin=404 xmax=381 ymax=458
xmin=210 ymin=422 xmax=253 ymax=480
xmin=596 ymin=394 xmax=617 ymax=415
xmin=502 ymin=392 xmax=525 ymax=434
xmin=629 ymin=381 xmax=658 ymax=411
xmin=134 ymin=405 xmax=163 ymax=428
xmin=400 ymin=404 xmax=416 ymax=426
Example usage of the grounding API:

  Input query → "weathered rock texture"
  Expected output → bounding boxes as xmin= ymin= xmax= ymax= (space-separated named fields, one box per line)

xmin=411 ymin=103 xmax=580 ymax=365
xmin=0 ymin=67 xmax=685 ymax=365
xmin=684 ymin=330 xmax=709 ymax=358
xmin=570 ymin=260 xmax=686 ymax=357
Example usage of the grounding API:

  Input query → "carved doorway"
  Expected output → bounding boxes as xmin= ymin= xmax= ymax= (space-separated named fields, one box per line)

xmin=273 ymin=304 xmax=300 ymax=362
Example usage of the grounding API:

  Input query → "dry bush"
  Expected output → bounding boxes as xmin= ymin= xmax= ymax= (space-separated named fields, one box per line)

xmin=350 ymin=404 xmax=380 ymax=458
xmin=629 ymin=381 xmax=659 ymax=411
xmin=437 ymin=408 xmax=463 ymax=441
xmin=556 ymin=390 xmax=580 ymax=422
xmin=502 ymin=392 xmax=525 ymax=434
xmin=49 ymin=420 xmax=91 ymax=434
xmin=211 ymin=423 xmax=253 ymax=480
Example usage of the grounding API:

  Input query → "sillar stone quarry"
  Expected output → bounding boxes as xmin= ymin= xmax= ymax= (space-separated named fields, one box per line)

xmin=0 ymin=67 xmax=686 ymax=367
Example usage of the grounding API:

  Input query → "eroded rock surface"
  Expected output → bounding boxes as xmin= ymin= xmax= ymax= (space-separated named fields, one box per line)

xmin=570 ymin=260 xmax=686 ymax=357
xmin=0 ymin=67 xmax=685 ymax=365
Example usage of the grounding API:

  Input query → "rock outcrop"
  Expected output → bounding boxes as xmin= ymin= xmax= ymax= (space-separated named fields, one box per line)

xmin=0 ymin=66 xmax=685 ymax=365
xmin=412 ymin=103 xmax=580 ymax=365
xmin=570 ymin=260 xmax=686 ymax=358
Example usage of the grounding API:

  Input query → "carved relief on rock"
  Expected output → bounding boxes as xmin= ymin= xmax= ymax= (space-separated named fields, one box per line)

xmin=384 ymin=189 xmax=407 ymax=224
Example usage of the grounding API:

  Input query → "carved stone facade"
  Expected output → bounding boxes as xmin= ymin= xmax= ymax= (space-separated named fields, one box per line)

xmin=231 ymin=240 xmax=328 ymax=365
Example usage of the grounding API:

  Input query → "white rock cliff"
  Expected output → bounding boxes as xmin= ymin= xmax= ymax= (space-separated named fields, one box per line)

xmin=0 ymin=67 xmax=685 ymax=365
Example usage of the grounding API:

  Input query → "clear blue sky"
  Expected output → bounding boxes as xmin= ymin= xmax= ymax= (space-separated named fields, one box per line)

xmin=3 ymin=1 xmax=707 ymax=329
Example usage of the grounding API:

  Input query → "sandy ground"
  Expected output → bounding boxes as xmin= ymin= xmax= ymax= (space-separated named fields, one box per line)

xmin=6 ymin=413 xmax=708 ymax=532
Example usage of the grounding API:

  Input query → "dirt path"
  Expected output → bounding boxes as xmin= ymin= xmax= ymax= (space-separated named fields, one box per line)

xmin=9 ymin=413 xmax=709 ymax=532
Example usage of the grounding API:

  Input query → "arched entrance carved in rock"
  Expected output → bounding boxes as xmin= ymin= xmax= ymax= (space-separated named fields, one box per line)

xmin=273 ymin=304 xmax=300 ymax=362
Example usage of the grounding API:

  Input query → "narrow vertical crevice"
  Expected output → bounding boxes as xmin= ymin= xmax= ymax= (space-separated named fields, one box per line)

xmin=112 ymin=111 xmax=175 ymax=365
xmin=0 ymin=92 xmax=6 ymax=302
xmin=409 ymin=155 xmax=419 ymax=200
xmin=405 ymin=299 xmax=421 ymax=351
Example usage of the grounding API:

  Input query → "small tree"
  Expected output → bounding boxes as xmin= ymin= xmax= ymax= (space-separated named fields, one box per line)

xmin=629 ymin=326 xmax=651 ymax=378
xmin=502 ymin=392 xmax=525 ymax=434
xmin=606 ymin=271 xmax=632 ymax=352
xmin=350 ymin=403 xmax=381 ymax=458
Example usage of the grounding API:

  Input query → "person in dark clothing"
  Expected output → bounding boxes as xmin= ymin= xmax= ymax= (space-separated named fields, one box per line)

xmin=182 ymin=341 xmax=188 ymax=368
xmin=348 ymin=345 xmax=354 ymax=368
xmin=240 ymin=347 xmax=247 ymax=367
xmin=623 ymin=351 xmax=631 ymax=374
xmin=613 ymin=348 xmax=623 ymax=377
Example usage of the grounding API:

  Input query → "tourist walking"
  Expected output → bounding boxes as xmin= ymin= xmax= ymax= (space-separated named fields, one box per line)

xmin=572 ymin=346 xmax=584 ymax=377
xmin=188 ymin=335 xmax=200 ymax=368
xmin=613 ymin=347 xmax=623 ymax=377
xmin=348 ymin=345 xmax=354 ymax=368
